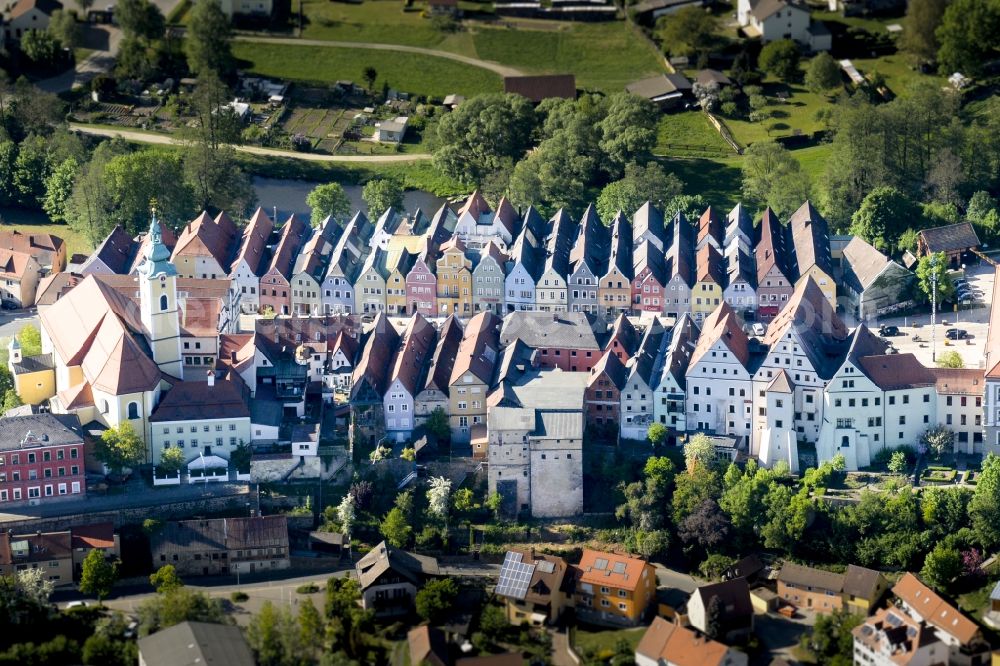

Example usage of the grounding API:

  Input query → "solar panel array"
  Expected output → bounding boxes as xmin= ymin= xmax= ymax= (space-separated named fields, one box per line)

xmin=496 ymin=551 xmax=536 ymax=600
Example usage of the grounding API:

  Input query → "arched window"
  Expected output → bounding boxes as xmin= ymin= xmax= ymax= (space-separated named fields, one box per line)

xmin=101 ymin=400 xmax=109 ymax=415
xmin=127 ymin=402 xmax=140 ymax=419
xmin=841 ymin=436 xmax=850 ymax=448
xmin=159 ymin=294 xmax=168 ymax=311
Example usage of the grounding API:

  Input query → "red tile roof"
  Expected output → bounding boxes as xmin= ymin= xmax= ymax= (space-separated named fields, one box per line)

xmin=576 ymin=548 xmax=651 ymax=592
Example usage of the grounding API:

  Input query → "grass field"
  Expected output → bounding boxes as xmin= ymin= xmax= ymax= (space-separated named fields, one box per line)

xmin=723 ymin=77 xmax=831 ymax=146
xmin=232 ymin=42 xmax=502 ymax=98
xmin=661 ymin=154 xmax=743 ymax=210
xmin=794 ymin=142 xmax=833 ymax=183
xmin=0 ymin=208 xmax=93 ymax=258
xmin=655 ymin=110 xmax=735 ymax=157
xmin=299 ymin=0 xmax=475 ymax=51
xmin=573 ymin=626 xmax=645 ymax=660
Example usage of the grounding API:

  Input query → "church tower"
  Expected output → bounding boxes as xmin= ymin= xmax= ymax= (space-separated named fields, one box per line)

xmin=139 ymin=212 xmax=184 ymax=380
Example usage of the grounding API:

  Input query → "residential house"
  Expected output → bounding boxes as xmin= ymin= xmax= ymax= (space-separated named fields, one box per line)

xmin=892 ymin=572 xmax=990 ymax=664
xmin=585 ymin=350 xmax=628 ymax=433
xmin=568 ymin=204 xmax=609 ymax=315
xmin=408 ymin=626 xmax=450 ymax=666
xmin=599 ymin=213 xmax=634 ymax=319
xmin=574 ymin=549 xmax=656 ymax=627
xmin=453 ymin=192 xmax=520 ymax=253
xmin=171 ymin=211 xmax=239 ymax=280
xmin=934 ymin=368 xmax=984 ymax=454
xmin=917 ymin=222 xmax=981 ymax=268
xmin=356 ymin=540 xmax=440 ymax=616
xmin=692 ymin=244 xmax=726 ymax=323
xmin=290 ymin=217 xmax=339 ymax=316
xmin=635 ymin=616 xmax=749 ymax=666
xmin=536 ymin=209 xmax=575 ymax=312
xmin=788 ymin=201 xmax=836 ymax=308
xmin=0 ymin=249 xmax=41 ymax=308
xmin=840 ymin=236 xmax=916 ymax=321
xmin=603 ymin=313 xmax=640 ymax=364
xmin=620 ymin=319 xmax=666 ymax=440
xmin=436 ymin=237 xmax=473 ymax=316
xmin=149 ymin=371 xmax=251 ymax=469
xmin=406 ymin=241 xmax=439 ymax=316
xmin=448 ymin=312 xmax=500 ymax=442
xmin=687 ymin=578 xmax=754 ymax=643
xmin=150 ymin=515 xmax=290 ymax=576
xmin=384 ymin=314 xmax=436 ymax=440
xmin=354 ymin=247 xmax=390 ymax=315
xmin=696 ymin=206 xmax=724 ymax=253
xmin=776 ymin=562 xmax=845 ymax=612
xmin=495 ymin=549 xmax=573 ymax=625
xmin=0 ymin=229 xmax=66 ymax=272
xmin=0 ymin=529 xmax=73 ymax=586
xmin=414 ymin=316 xmax=463 ymax=423
xmin=625 ymin=74 xmax=693 ymax=110
xmin=259 ymin=216 xmax=310 ymax=315
xmin=754 ymin=208 xmax=794 ymax=320
xmin=724 ymin=203 xmax=754 ymax=256
xmin=685 ymin=302 xmax=753 ymax=438
xmin=983 ymin=265 xmax=1000 ymax=455
xmin=852 ymin=607 xmax=947 ymax=666
xmin=736 ymin=0 xmax=831 ymax=51
xmin=0 ymin=413 xmax=86 ymax=507
xmin=472 ymin=241 xmax=506 ymax=315
xmin=4 ymin=0 xmax=59 ymax=40
xmin=322 ymin=212 xmax=374 ymax=314
xmin=385 ymin=249 xmax=417 ymax=315
xmin=723 ymin=244 xmax=757 ymax=316
xmin=80 ymin=224 xmax=178 ymax=277
xmin=138 ymin=622 xmax=255 ymax=666
xmin=504 ymin=219 xmax=544 ymax=313
xmin=228 ymin=208 xmax=274 ymax=313
xmin=663 ymin=212 xmax=695 ymax=319
xmin=327 ymin=330 xmax=359 ymax=393
xmin=633 ymin=202 xmax=668 ymax=254
xmin=70 ymin=523 xmax=120 ymax=578
xmin=856 ymin=353 xmax=937 ymax=455
xmin=632 ymin=240 xmax=667 ymax=314
xmin=653 ymin=313 xmax=699 ymax=432
xmin=499 ymin=311 xmax=604 ymax=372
xmin=374 ymin=117 xmax=409 ymax=143
xmin=843 ymin=564 xmax=888 ymax=616
xmin=486 ymin=369 xmax=586 ymax=517
xmin=350 ymin=314 xmax=400 ymax=449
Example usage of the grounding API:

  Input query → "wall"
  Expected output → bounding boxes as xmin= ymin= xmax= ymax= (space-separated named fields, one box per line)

xmin=529 ymin=436 xmax=583 ymax=517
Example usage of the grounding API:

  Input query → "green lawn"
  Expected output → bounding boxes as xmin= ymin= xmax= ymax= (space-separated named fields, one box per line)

xmin=472 ymin=22 xmax=663 ymax=91
xmin=232 ymin=42 xmax=502 ymax=98
xmin=660 ymin=155 xmax=743 ymax=210
xmin=793 ymin=143 xmax=833 ymax=183
xmin=655 ymin=110 xmax=735 ymax=157
xmin=0 ymin=208 xmax=92 ymax=258
xmin=851 ymin=53 xmax=944 ymax=97
xmin=573 ymin=626 xmax=646 ymax=661
xmin=299 ymin=0 xmax=476 ymax=52
xmin=723 ymin=77 xmax=832 ymax=146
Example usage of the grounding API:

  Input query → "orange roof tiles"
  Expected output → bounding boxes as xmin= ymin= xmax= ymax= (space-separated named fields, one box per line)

xmin=576 ymin=548 xmax=651 ymax=592
xmin=893 ymin=572 xmax=980 ymax=645
xmin=635 ymin=617 xmax=733 ymax=666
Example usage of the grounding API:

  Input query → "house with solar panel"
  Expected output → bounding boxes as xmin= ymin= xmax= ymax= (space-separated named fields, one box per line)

xmin=494 ymin=549 xmax=573 ymax=626
xmin=573 ymin=549 xmax=656 ymax=627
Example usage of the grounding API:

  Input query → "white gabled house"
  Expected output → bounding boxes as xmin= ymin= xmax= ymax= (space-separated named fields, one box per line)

xmin=620 ymin=318 xmax=667 ymax=440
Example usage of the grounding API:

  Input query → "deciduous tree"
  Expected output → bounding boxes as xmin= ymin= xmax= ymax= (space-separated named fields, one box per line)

xmin=361 ymin=178 xmax=404 ymax=219
xmin=306 ymin=182 xmax=351 ymax=226
xmin=901 ymin=0 xmax=948 ymax=64
xmin=95 ymin=422 xmax=145 ymax=474
xmin=936 ymin=0 xmax=1000 ymax=77
xmin=741 ymin=140 xmax=810 ymax=216
xmin=415 ymin=578 xmax=458 ymax=623
xmin=758 ymin=39 xmax=800 ymax=81
xmin=596 ymin=162 xmax=682 ymax=222
xmin=79 ymin=549 xmax=117 ymax=601
xmin=185 ymin=0 xmax=233 ymax=78
xmin=380 ymin=507 xmax=412 ymax=548
xmin=849 ymin=186 xmax=921 ymax=251
xmin=805 ymin=52 xmax=841 ymax=94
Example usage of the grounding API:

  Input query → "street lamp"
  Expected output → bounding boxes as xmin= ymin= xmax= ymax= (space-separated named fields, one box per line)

xmin=931 ymin=254 xmax=938 ymax=363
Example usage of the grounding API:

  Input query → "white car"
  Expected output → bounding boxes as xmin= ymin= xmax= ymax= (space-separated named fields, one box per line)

xmin=751 ymin=323 xmax=766 ymax=336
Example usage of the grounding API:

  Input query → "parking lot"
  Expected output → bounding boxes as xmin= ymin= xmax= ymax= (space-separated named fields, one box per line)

xmin=870 ymin=263 xmax=994 ymax=369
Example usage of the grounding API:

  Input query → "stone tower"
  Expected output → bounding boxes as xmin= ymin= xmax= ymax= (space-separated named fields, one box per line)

xmin=138 ymin=213 xmax=184 ymax=380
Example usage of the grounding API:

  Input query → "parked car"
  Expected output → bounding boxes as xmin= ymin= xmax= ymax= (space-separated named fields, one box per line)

xmin=751 ymin=323 xmax=765 ymax=336
xmin=879 ymin=325 xmax=901 ymax=337
xmin=946 ymin=328 xmax=968 ymax=340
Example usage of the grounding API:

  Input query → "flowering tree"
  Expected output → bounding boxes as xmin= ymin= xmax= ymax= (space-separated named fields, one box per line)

xmin=336 ymin=494 xmax=355 ymax=537
xmin=427 ymin=476 xmax=452 ymax=522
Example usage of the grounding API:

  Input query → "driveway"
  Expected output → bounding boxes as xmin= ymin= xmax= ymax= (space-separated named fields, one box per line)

xmin=0 ymin=308 xmax=39 ymax=341
xmin=752 ymin=611 xmax=815 ymax=666
xmin=653 ymin=563 xmax=698 ymax=594
xmin=38 ymin=24 xmax=122 ymax=93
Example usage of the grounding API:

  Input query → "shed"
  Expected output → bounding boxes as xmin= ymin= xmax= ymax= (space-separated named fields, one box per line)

xmin=503 ymin=75 xmax=577 ymax=103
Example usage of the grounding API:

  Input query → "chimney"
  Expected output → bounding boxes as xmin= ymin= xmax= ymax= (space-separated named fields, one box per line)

xmin=207 ymin=370 xmax=215 ymax=387
xmin=230 ymin=350 xmax=237 ymax=363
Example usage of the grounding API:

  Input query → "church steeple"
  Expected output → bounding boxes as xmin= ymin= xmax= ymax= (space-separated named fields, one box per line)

xmin=138 ymin=210 xmax=177 ymax=279
xmin=138 ymin=208 xmax=183 ymax=379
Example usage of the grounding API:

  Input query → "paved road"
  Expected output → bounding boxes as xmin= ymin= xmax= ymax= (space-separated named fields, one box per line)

xmin=233 ymin=35 xmax=526 ymax=78
xmin=69 ymin=124 xmax=434 ymax=162
xmin=38 ymin=25 xmax=123 ymax=94
xmin=0 ymin=308 xmax=39 ymax=342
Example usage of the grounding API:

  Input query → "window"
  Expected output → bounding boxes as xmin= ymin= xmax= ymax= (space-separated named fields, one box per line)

xmin=159 ymin=294 xmax=168 ymax=311
xmin=127 ymin=402 xmax=140 ymax=419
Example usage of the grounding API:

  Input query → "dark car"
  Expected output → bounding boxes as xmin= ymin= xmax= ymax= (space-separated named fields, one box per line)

xmin=879 ymin=325 xmax=900 ymax=337
xmin=945 ymin=328 xmax=968 ymax=340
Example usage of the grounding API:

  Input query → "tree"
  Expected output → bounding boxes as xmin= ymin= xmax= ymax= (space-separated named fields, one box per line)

xmin=424 ymin=407 xmax=451 ymax=444
xmin=849 ymin=186 xmax=921 ymax=251
xmin=400 ymin=447 xmax=416 ymax=462
xmin=49 ymin=9 xmax=81 ymax=49
xmin=361 ymin=178 xmax=404 ymax=219
xmin=597 ymin=93 xmax=658 ymax=178
xmin=185 ymin=0 xmax=233 ymax=77
xmin=247 ymin=601 xmax=286 ymax=666
xmin=158 ymin=446 xmax=185 ymax=475
xmin=921 ymin=544 xmax=962 ymax=591
xmin=970 ymin=454 xmax=1000 ymax=549
xmin=678 ymin=498 xmax=731 ymax=553
xmin=656 ymin=6 xmax=717 ymax=58
xmin=936 ymin=0 xmax=1000 ymax=77
xmin=922 ymin=425 xmax=954 ymax=459
xmin=336 ymin=494 xmax=356 ymax=536
xmin=43 ymin=157 xmax=79 ymax=224
xmin=803 ymin=609 xmax=863 ymax=666
xmin=297 ymin=598 xmax=323 ymax=661
xmin=937 ymin=351 xmax=965 ymax=369
xmin=741 ymin=140 xmax=810 ymax=216
xmin=484 ymin=491 xmax=502 ymax=519
xmin=149 ymin=565 xmax=182 ymax=592
xmin=102 ymin=149 xmax=195 ymax=236
xmin=596 ymin=162 xmax=682 ymax=222
xmin=805 ymin=52 xmax=842 ymax=94
xmin=95 ymin=421 xmax=145 ymax=474
xmin=137 ymin=586 xmax=226 ymax=636
xmin=915 ymin=252 xmax=955 ymax=305
xmin=758 ymin=40 xmax=801 ymax=81
xmin=671 ymin=465 xmax=721 ymax=525
xmin=684 ymin=433 xmax=716 ymax=472
xmin=967 ymin=191 xmax=998 ymax=225
xmin=452 ymin=488 xmax=477 ymax=513
xmin=64 ymin=140 xmax=128 ymax=246
xmin=704 ymin=595 xmax=724 ymax=640
xmin=15 ymin=325 xmax=40 ymax=357
xmin=427 ymin=476 xmax=452 ymax=521
xmin=306 ymin=182 xmax=351 ymax=226
xmin=117 ymin=0 xmax=165 ymax=38
xmin=0 ymin=141 xmax=18 ymax=207
xmin=21 ymin=30 xmax=62 ymax=67
xmin=416 ymin=577 xmax=458 ymax=623
xmin=898 ymin=228 xmax=920 ymax=254
xmin=901 ymin=0 xmax=948 ymax=64
xmin=79 ymin=549 xmax=117 ymax=601
xmin=363 ymin=67 xmax=377 ymax=91
xmin=380 ymin=507 xmax=412 ymax=548
xmin=647 ymin=422 xmax=668 ymax=448
xmin=2 ymin=390 xmax=23 ymax=413
xmin=888 ymin=450 xmax=908 ymax=475
xmin=13 ymin=134 xmax=52 ymax=208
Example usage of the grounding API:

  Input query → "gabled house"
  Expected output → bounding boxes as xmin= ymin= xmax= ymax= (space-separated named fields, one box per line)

xmin=653 ymin=313 xmax=699 ymax=432
xmin=723 ymin=243 xmax=757 ymax=316
xmin=632 ymin=240 xmax=667 ymax=313
xmin=290 ymin=217 xmax=338 ymax=316
xmin=663 ymin=212 xmax=695 ymax=318
xmin=574 ymin=549 xmax=656 ymax=627
xmin=384 ymin=314 xmax=436 ymax=439
xmin=151 ymin=515 xmax=289 ymax=577
xmin=599 ymin=213 xmax=634 ymax=320
xmin=354 ymin=247 xmax=391 ymax=315
xmin=499 ymin=311 xmax=604 ymax=372
xmin=259 ymin=215 xmax=310 ymax=316
xmin=138 ymin=622 xmax=254 ymax=666
xmin=843 ymin=564 xmax=889 ymax=616
xmin=603 ymin=313 xmax=640 ymax=364
xmin=917 ymin=221 xmax=981 ymax=268
xmin=635 ymin=617 xmax=748 ymax=666
xmin=0 ymin=249 xmax=41 ymax=309
xmin=0 ymin=228 xmax=66 ymax=272
xmin=585 ymin=350 xmax=628 ymax=434
xmin=406 ymin=238 xmax=439 ymax=317
xmin=385 ymin=249 xmax=417 ymax=315
xmin=620 ymin=318 xmax=666 ymax=440
xmin=891 ymin=572 xmax=990 ymax=662
xmin=504 ymin=221 xmax=544 ymax=313
xmin=448 ymin=311 xmax=501 ymax=442
xmin=495 ymin=549 xmax=573 ymax=626
xmin=933 ymin=368 xmax=984 ymax=454
xmin=696 ymin=206 xmax=724 ymax=253
xmin=633 ymin=201 xmax=667 ymax=254
xmin=453 ymin=192 xmax=520 ymax=253
xmin=737 ymin=0 xmax=831 ymax=51
xmin=856 ymin=353 xmax=937 ymax=456
xmin=414 ymin=315 xmax=463 ymax=422
xmin=692 ymin=244 xmax=726 ymax=323
xmin=687 ymin=578 xmax=754 ymax=643
xmin=754 ymin=208 xmax=794 ymax=321
xmin=685 ymin=302 xmax=753 ymax=437
xmin=228 ymin=208 xmax=274 ymax=313
xmin=350 ymin=314 xmax=400 ymax=450
xmin=4 ymin=0 xmax=60 ymax=41
xmin=0 ymin=529 xmax=72 ymax=585
xmin=171 ymin=211 xmax=239 ymax=280
xmin=568 ymin=204 xmax=609 ymax=315
xmin=322 ymin=212 xmax=373 ymax=315
xmin=724 ymin=203 xmax=754 ymax=256
xmin=776 ymin=562 xmax=845 ymax=612
xmin=356 ymin=540 xmax=441 ymax=616
xmin=536 ymin=209 xmax=576 ymax=313
xmin=839 ymin=236 xmax=916 ymax=321
xmin=436 ymin=237 xmax=473 ymax=316
xmin=788 ymin=201 xmax=836 ymax=309
xmin=472 ymin=241 xmax=506 ymax=315
xmin=328 ymin=330 xmax=358 ymax=392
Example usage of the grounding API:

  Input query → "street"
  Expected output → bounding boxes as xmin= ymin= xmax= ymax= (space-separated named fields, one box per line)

xmin=0 ymin=308 xmax=39 ymax=344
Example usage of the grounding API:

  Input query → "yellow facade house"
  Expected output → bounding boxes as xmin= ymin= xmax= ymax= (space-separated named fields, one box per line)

xmin=436 ymin=237 xmax=473 ymax=316
xmin=574 ymin=549 xmax=656 ymax=627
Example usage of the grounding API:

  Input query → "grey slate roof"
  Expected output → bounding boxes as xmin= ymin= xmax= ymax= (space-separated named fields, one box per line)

xmin=138 ymin=622 xmax=255 ymax=666
xmin=843 ymin=564 xmax=884 ymax=600
xmin=10 ymin=353 xmax=54 ymax=375
xmin=543 ymin=209 xmax=576 ymax=277
xmin=665 ymin=212 xmax=696 ymax=286
xmin=627 ymin=318 xmax=667 ymax=388
xmin=777 ymin=562 xmax=844 ymax=592
xmin=152 ymin=516 xmax=289 ymax=554
xmin=570 ymin=204 xmax=610 ymax=277
xmin=356 ymin=540 xmax=440 ymax=589
xmin=499 ymin=311 xmax=604 ymax=350
xmin=0 ymin=413 xmax=83 ymax=451
xmin=606 ymin=212 xmax=634 ymax=281
xmin=919 ymin=221 xmax=980 ymax=254
xmin=535 ymin=410 xmax=582 ymax=439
